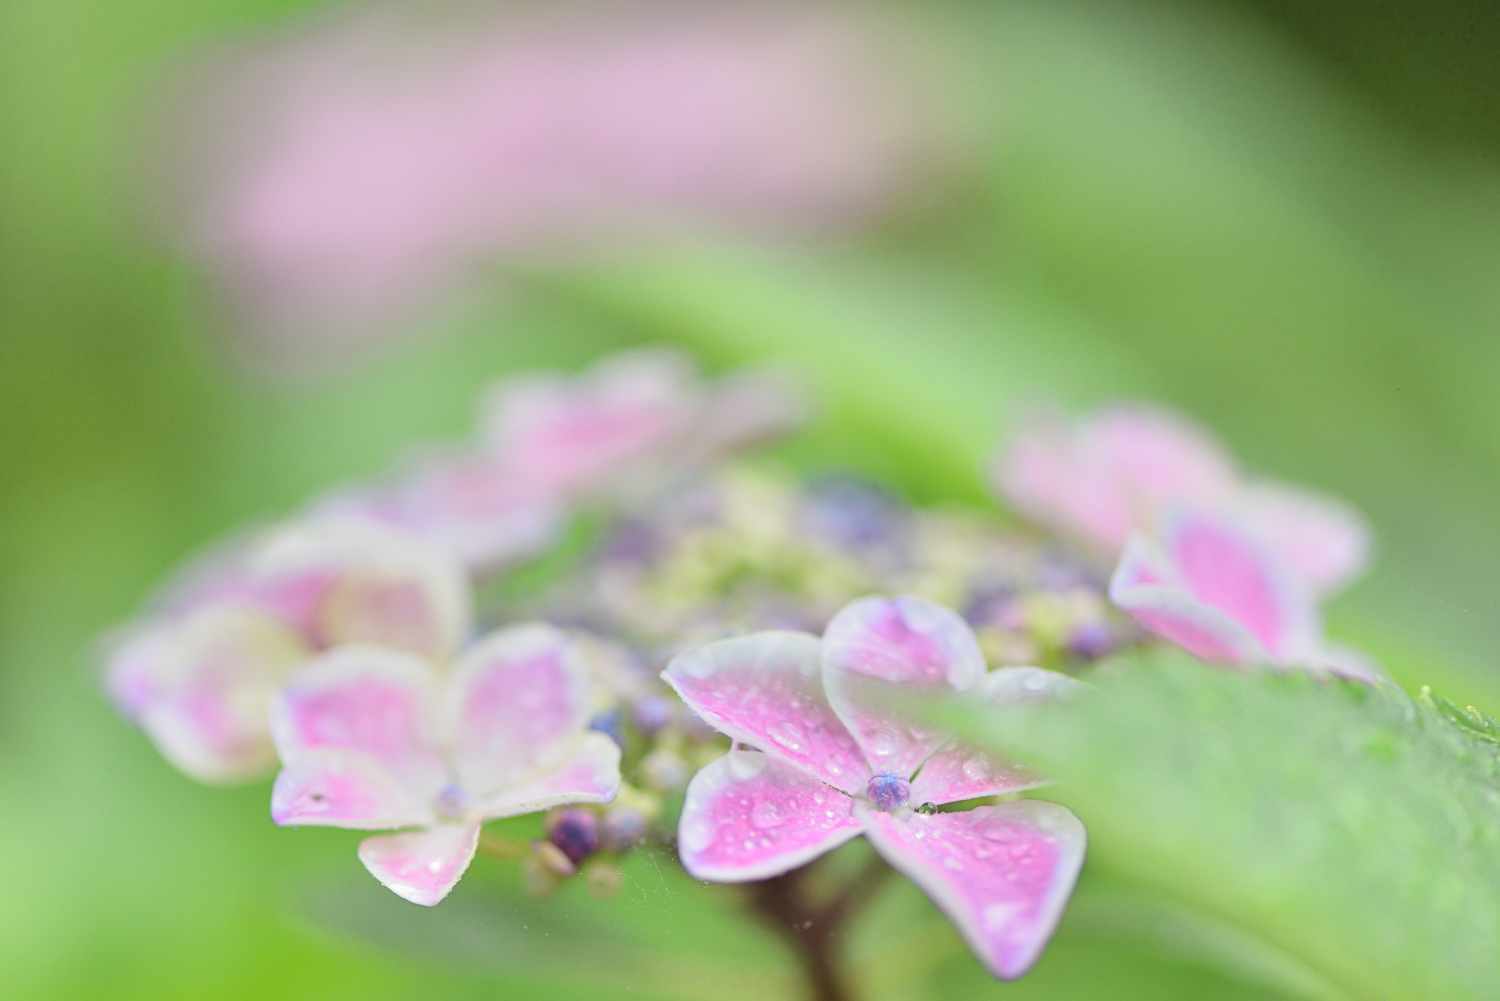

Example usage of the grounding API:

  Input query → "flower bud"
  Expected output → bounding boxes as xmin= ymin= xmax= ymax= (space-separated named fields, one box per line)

xmin=546 ymin=808 xmax=601 ymax=866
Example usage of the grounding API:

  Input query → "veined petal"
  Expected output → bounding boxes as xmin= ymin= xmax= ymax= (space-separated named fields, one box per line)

xmin=663 ymin=631 xmax=868 ymax=794
xmin=444 ymin=625 xmax=594 ymax=797
xmin=912 ymin=669 xmax=1084 ymax=806
xmin=1237 ymin=481 xmax=1371 ymax=596
xmin=254 ymin=517 xmax=472 ymax=661
xmin=270 ymin=647 xmax=446 ymax=821
xmin=476 ymin=732 xmax=621 ymax=821
xmin=823 ymin=596 xmax=985 ymax=777
xmin=109 ymin=604 xmax=309 ymax=783
xmin=1109 ymin=535 xmax=1266 ymax=664
xmin=678 ymin=750 xmax=861 ymax=882
xmin=860 ymin=801 xmax=1085 ymax=980
xmin=358 ymin=823 xmax=480 ymax=907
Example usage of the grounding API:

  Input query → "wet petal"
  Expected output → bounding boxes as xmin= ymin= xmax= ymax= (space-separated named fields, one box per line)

xmin=860 ymin=801 xmax=1085 ymax=980
xmin=1109 ymin=535 xmax=1264 ymax=664
xmin=444 ymin=625 xmax=594 ymax=797
xmin=483 ymin=349 xmax=698 ymax=496
xmin=476 ymin=733 xmax=621 ymax=820
xmin=255 ymin=517 xmax=472 ymax=661
xmin=663 ymin=631 xmax=868 ymax=794
xmin=1237 ymin=482 xmax=1371 ymax=596
xmin=108 ymin=604 xmax=309 ymax=783
xmin=823 ymin=596 xmax=985 ymax=777
xmin=678 ymin=750 xmax=862 ymax=881
xmin=271 ymin=751 xmax=436 ymax=829
xmin=270 ymin=647 xmax=446 ymax=819
xmin=358 ymin=823 xmax=480 ymax=906
xmin=911 ymin=669 xmax=1084 ymax=806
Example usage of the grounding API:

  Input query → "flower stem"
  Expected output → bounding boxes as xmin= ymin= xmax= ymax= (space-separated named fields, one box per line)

xmin=745 ymin=854 xmax=892 ymax=1001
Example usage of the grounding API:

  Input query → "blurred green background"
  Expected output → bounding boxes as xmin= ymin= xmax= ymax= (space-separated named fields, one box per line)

xmin=3 ymin=1 xmax=1498 ymax=998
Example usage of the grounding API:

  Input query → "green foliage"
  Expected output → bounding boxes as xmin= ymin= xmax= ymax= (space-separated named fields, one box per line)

xmin=932 ymin=652 xmax=1500 ymax=999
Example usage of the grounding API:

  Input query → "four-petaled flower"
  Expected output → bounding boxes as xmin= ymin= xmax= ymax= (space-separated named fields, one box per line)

xmin=105 ymin=518 xmax=471 ymax=782
xmin=270 ymin=625 xmax=621 ymax=905
xmin=1111 ymin=507 xmax=1380 ymax=682
xmin=663 ymin=595 xmax=1086 ymax=980
xmin=994 ymin=404 xmax=1370 ymax=596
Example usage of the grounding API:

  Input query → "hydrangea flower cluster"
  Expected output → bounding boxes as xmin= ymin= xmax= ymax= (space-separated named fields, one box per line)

xmin=105 ymin=350 xmax=1377 ymax=989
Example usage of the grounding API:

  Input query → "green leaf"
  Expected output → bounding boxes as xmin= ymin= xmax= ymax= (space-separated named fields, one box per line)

xmin=927 ymin=652 xmax=1500 ymax=1000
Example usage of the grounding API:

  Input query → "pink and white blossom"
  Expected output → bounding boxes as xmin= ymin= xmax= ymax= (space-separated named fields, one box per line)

xmin=481 ymin=349 xmax=806 ymax=499
xmin=104 ymin=518 xmax=471 ymax=782
xmin=663 ymin=596 xmax=1086 ymax=980
xmin=993 ymin=404 xmax=1370 ymax=596
xmin=1109 ymin=507 xmax=1381 ymax=682
xmin=270 ymin=626 xmax=620 ymax=905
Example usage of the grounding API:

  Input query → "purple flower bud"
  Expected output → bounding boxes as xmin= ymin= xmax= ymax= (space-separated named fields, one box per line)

xmin=866 ymin=772 xmax=911 ymax=813
xmin=631 ymin=694 xmax=674 ymax=736
xmin=589 ymin=708 xmax=625 ymax=748
xmin=547 ymin=809 xmax=601 ymax=866
xmin=805 ymin=474 xmax=907 ymax=548
xmin=1067 ymin=621 xmax=1118 ymax=661
xmin=602 ymin=807 xmax=649 ymax=852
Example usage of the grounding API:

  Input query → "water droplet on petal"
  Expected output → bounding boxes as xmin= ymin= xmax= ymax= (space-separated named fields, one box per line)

xmin=769 ymin=721 xmax=804 ymax=752
xmin=751 ymin=801 xmax=785 ymax=829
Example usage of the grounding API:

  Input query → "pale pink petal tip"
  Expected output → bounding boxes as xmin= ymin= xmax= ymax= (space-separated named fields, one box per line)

xmin=358 ymin=824 xmax=481 ymax=906
xmin=662 ymin=631 xmax=868 ymax=795
xmin=861 ymin=801 xmax=1086 ymax=980
xmin=1238 ymin=482 xmax=1371 ymax=595
xmin=477 ymin=732 xmax=622 ymax=821
xmin=823 ymin=595 xmax=985 ymax=777
xmin=678 ymin=751 xmax=862 ymax=882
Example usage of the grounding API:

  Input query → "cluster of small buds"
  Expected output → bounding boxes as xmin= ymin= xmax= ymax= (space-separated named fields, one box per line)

xmin=549 ymin=467 xmax=1131 ymax=677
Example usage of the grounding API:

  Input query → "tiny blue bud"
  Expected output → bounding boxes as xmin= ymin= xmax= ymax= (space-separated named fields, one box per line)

xmin=631 ymin=695 xmax=674 ymax=736
xmin=866 ymin=773 xmax=911 ymax=812
xmin=589 ymin=708 xmax=625 ymax=748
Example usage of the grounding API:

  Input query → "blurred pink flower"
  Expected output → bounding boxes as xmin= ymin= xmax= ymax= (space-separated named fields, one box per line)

xmin=270 ymin=626 xmax=620 ymax=906
xmin=993 ymin=404 xmax=1371 ymax=596
xmin=313 ymin=348 xmax=805 ymax=574
xmin=1110 ymin=507 xmax=1381 ymax=682
xmin=161 ymin=4 xmax=943 ymax=367
xmin=105 ymin=518 xmax=471 ymax=782
xmin=482 ymin=348 xmax=807 ymax=499
xmin=664 ymin=596 xmax=1086 ymax=980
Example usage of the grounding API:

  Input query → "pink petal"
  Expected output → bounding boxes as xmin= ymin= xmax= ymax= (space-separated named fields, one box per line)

xmin=358 ymin=823 xmax=480 ymax=906
xmin=1109 ymin=536 xmax=1264 ymax=664
xmin=911 ymin=669 xmax=1083 ymax=806
xmin=443 ymin=625 xmax=594 ymax=797
xmin=1237 ymin=482 xmax=1371 ymax=596
xmin=995 ymin=405 xmax=1236 ymax=553
xmin=270 ymin=647 xmax=446 ymax=818
xmin=823 ymin=596 xmax=985 ymax=778
xmin=1162 ymin=509 xmax=1318 ymax=660
xmin=254 ymin=518 xmax=472 ymax=661
xmin=662 ymin=631 xmax=869 ymax=794
xmin=475 ymin=732 xmax=621 ymax=820
xmin=678 ymin=750 xmax=863 ymax=881
xmin=270 ymin=751 xmax=436 ymax=829
xmin=860 ymin=801 xmax=1085 ymax=980
xmin=108 ymin=605 xmax=310 ymax=783
xmin=483 ymin=349 xmax=698 ymax=496
xmin=316 ymin=450 xmax=563 ymax=575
